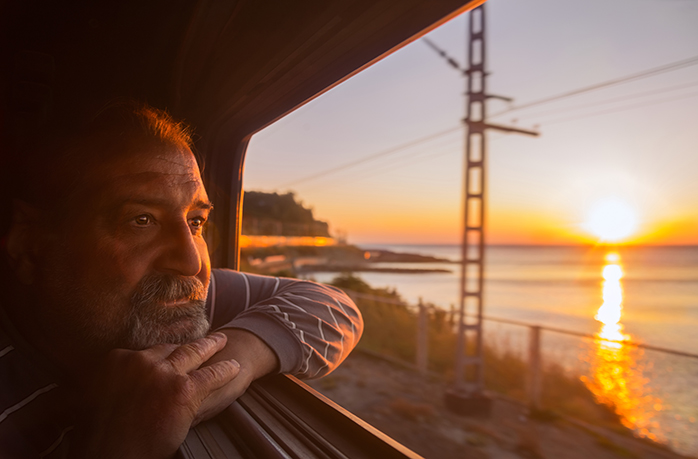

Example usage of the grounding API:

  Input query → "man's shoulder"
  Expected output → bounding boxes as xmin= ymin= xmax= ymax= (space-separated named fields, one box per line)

xmin=0 ymin=318 xmax=74 ymax=458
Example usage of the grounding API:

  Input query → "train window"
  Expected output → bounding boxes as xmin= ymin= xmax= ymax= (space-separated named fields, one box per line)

xmin=241 ymin=1 xmax=698 ymax=458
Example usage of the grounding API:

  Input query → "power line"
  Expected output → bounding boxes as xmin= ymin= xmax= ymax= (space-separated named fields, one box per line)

xmin=280 ymin=79 xmax=697 ymax=189
xmin=506 ymin=80 xmax=698 ymax=120
xmin=278 ymin=126 xmax=461 ymax=188
xmin=538 ymin=90 xmax=698 ymax=126
xmin=490 ymin=53 xmax=698 ymax=117
xmin=277 ymin=56 xmax=698 ymax=190
xmin=298 ymin=133 xmax=519 ymax=190
xmin=423 ymin=38 xmax=464 ymax=72
xmin=292 ymin=84 xmax=697 ymax=189
xmin=296 ymin=134 xmax=461 ymax=188
xmin=340 ymin=137 xmax=463 ymax=184
xmin=284 ymin=132 xmax=461 ymax=189
xmin=340 ymin=91 xmax=698 ymax=175
xmin=301 ymin=132 xmax=517 ymax=189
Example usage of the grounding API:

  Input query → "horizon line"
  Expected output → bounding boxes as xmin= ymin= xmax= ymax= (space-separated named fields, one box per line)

xmin=352 ymin=242 xmax=698 ymax=248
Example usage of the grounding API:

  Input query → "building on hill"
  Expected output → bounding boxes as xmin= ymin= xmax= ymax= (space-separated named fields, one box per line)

xmin=243 ymin=191 xmax=331 ymax=237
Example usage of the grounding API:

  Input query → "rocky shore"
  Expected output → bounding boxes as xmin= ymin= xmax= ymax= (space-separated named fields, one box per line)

xmin=242 ymin=245 xmax=455 ymax=276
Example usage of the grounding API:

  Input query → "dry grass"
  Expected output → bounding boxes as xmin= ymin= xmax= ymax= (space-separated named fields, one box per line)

xmin=513 ymin=423 xmax=543 ymax=459
xmin=388 ymin=397 xmax=436 ymax=422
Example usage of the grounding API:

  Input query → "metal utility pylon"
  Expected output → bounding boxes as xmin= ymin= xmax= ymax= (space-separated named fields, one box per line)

xmin=427 ymin=4 xmax=538 ymax=415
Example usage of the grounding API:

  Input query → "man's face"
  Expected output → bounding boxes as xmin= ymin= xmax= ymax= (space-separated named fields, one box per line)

xmin=36 ymin=139 xmax=212 ymax=353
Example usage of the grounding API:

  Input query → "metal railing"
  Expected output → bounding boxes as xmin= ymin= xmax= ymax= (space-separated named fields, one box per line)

xmin=474 ymin=313 xmax=698 ymax=409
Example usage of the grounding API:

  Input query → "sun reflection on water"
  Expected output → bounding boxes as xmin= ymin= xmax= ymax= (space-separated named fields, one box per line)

xmin=581 ymin=251 xmax=663 ymax=442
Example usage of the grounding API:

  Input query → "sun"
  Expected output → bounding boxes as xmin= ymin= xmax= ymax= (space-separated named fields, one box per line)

xmin=584 ymin=198 xmax=639 ymax=242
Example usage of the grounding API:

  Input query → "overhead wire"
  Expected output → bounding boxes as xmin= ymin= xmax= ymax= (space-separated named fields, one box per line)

xmin=275 ymin=55 xmax=698 ymax=190
xmin=423 ymin=38 xmax=465 ymax=72
xmin=328 ymin=129 xmax=519 ymax=185
xmin=489 ymin=53 xmax=698 ymax=118
xmin=535 ymin=90 xmax=698 ymax=126
xmin=278 ymin=125 xmax=461 ymax=189
xmin=294 ymin=86 xmax=698 ymax=188
xmin=279 ymin=83 xmax=697 ymax=189
xmin=289 ymin=131 xmax=463 ymax=190
xmin=340 ymin=137 xmax=463 ymax=184
xmin=503 ymin=80 xmax=698 ymax=120
xmin=296 ymin=131 xmax=516 ymax=190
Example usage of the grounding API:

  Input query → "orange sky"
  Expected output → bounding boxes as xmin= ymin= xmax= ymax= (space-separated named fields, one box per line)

xmin=309 ymin=201 xmax=698 ymax=246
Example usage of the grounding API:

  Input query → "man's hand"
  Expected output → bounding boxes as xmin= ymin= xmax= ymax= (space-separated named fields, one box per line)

xmin=194 ymin=328 xmax=280 ymax=423
xmin=74 ymin=333 xmax=240 ymax=459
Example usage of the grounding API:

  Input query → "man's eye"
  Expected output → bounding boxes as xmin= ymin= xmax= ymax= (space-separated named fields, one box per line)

xmin=190 ymin=217 xmax=206 ymax=228
xmin=134 ymin=215 xmax=151 ymax=226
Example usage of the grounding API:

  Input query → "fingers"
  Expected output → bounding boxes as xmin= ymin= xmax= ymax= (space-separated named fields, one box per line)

xmin=192 ymin=363 xmax=250 ymax=425
xmin=77 ymin=334 xmax=241 ymax=457
xmin=165 ymin=333 xmax=228 ymax=374
xmin=189 ymin=359 xmax=241 ymax=408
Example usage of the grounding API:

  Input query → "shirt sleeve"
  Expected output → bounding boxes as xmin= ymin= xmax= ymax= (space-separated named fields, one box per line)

xmin=205 ymin=269 xmax=363 ymax=379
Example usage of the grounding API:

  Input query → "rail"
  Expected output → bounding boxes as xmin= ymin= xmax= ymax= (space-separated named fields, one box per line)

xmin=480 ymin=313 xmax=698 ymax=360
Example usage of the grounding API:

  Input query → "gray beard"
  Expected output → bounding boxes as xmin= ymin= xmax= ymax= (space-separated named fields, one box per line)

xmin=120 ymin=274 xmax=210 ymax=350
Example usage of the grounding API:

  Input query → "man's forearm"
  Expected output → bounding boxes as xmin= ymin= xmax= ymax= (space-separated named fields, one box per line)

xmin=208 ymin=270 xmax=364 ymax=380
xmin=207 ymin=328 xmax=279 ymax=380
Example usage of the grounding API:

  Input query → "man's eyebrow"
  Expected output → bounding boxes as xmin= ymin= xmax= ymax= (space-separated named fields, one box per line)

xmin=194 ymin=200 xmax=214 ymax=211
xmin=112 ymin=198 xmax=213 ymax=210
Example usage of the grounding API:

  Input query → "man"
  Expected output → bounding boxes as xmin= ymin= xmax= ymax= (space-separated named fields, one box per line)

xmin=0 ymin=102 xmax=362 ymax=457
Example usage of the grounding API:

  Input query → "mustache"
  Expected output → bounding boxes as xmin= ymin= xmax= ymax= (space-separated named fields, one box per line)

xmin=131 ymin=274 xmax=208 ymax=308
xmin=124 ymin=274 xmax=210 ymax=350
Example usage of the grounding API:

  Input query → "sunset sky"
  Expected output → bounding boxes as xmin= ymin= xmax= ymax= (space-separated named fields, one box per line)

xmin=244 ymin=0 xmax=698 ymax=245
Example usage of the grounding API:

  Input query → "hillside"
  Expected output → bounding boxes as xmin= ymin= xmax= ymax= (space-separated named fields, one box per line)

xmin=242 ymin=191 xmax=330 ymax=237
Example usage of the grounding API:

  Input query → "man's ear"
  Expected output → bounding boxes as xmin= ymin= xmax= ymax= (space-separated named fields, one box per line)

xmin=5 ymin=199 xmax=43 ymax=285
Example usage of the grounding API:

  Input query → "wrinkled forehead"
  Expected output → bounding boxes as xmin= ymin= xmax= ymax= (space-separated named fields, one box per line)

xmin=75 ymin=138 xmax=207 ymax=209
xmin=97 ymin=141 xmax=200 ymax=180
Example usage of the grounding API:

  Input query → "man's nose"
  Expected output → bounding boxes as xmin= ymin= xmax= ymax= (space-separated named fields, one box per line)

xmin=155 ymin=222 xmax=202 ymax=277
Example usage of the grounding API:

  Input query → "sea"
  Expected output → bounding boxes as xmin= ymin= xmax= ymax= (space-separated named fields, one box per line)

xmin=306 ymin=244 xmax=698 ymax=455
